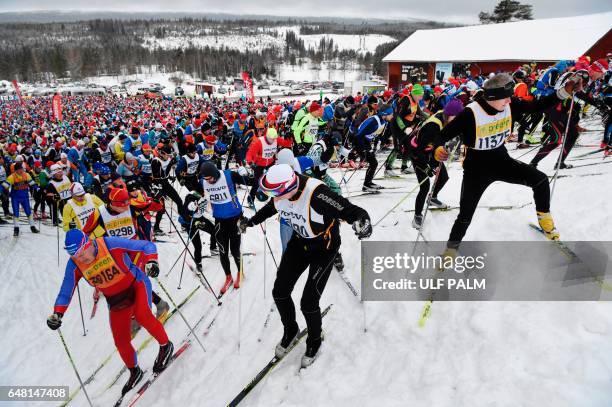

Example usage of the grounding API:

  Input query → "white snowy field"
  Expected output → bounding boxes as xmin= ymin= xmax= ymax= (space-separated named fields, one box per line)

xmin=141 ymin=26 xmax=395 ymax=55
xmin=1 ymin=124 xmax=611 ymax=407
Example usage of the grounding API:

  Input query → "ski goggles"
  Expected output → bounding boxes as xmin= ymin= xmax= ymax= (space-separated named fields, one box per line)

xmin=258 ymin=172 xmax=298 ymax=198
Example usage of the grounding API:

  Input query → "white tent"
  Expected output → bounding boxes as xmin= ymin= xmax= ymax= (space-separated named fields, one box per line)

xmin=383 ymin=12 xmax=612 ymax=63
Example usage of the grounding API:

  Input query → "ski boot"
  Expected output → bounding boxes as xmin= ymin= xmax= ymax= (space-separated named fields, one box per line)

xmin=153 ymin=341 xmax=174 ymax=374
xmin=384 ymin=169 xmax=399 ymax=178
xmin=13 ymin=227 xmax=19 ymax=237
xmin=362 ymin=184 xmax=380 ymax=193
xmin=429 ymin=197 xmax=448 ymax=209
xmin=554 ymin=161 xmax=573 ymax=170
xmin=247 ymin=196 xmax=256 ymax=210
xmin=154 ymin=227 xmax=166 ymax=236
xmin=220 ymin=275 xmax=233 ymax=295
xmin=412 ymin=215 xmax=423 ymax=230
xmin=537 ymin=211 xmax=560 ymax=240
xmin=234 ymin=271 xmax=242 ymax=289
xmin=401 ymin=166 xmax=414 ymax=174
xmin=195 ymin=263 xmax=203 ymax=272
xmin=0 ymin=217 xmax=7 ymax=225
xmin=210 ymin=247 xmax=219 ymax=256
xmin=275 ymin=323 xmax=300 ymax=358
xmin=155 ymin=299 xmax=170 ymax=321
xmin=438 ymin=247 xmax=458 ymax=271
xmin=30 ymin=225 xmax=39 ymax=234
xmin=301 ymin=335 xmax=323 ymax=368
xmin=333 ymin=253 xmax=344 ymax=272
xmin=122 ymin=366 xmax=144 ymax=395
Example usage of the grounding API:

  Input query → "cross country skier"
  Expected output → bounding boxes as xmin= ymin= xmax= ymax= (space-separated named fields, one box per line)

xmin=1 ymin=162 xmax=40 ymax=236
xmin=199 ymin=162 xmax=252 ymax=294
xmin=83 ymin=186 xmax=169 ymax=334
xmin=408 ymin=99 xmax=464 ymax=229
xmin=62 ymin=182 xmax=105 ymax=236
xmin=176 ymin=143 xmax=204 ymax=194
xmin=178 ymin=191 xmax=218 ymax=271
xmin=245 ymin=127 xmax=292 ymax=207
xmin=151 ymin=144 xmax=184 ymax=235
xmin=433 ymin=72 xmax=581 ymax=252
xmin=46 ymin=163 xmax=73 ymax=226
xmin=386 ymin=85 xmax=427 ymax=176
xmin=47 ymin=229 xmax=173 ymax=395
xmin=354 ymin=104 xmax=395 ymax=192
xmin=530 ymin=60 xmax=609 ymax=169
xmin=239 ymin=163 xmax=372 ymax=367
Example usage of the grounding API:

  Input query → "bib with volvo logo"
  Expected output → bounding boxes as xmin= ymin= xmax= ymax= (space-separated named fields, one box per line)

xmin=68 ymin=194 xmax=96 ymax=229
xmin=137 ymin=155 xmax=152 ymax=174
xmin=468 ymin=101 xmax=512 ymax=150
xmin=260 ymin=136 xmax=277 ymax=159
xmin=73 ymin=239 xmax=128 ymax=289
xmin=50 ymin=176 xmax=73 ymax=200
xmin=202 ymin=170 xmax=241 ymax=219
xmin=199 ymin=143 xmax=215 ymax=161
xmin=99 ymin=147 xmax=112 ymax=164
xmin=99 ymin=205 xmax=136 ymax=239
xmin=184 ymin=154 xmax=200 ymax=175
xmin=274 ymin=178 xmax=324 ymax=239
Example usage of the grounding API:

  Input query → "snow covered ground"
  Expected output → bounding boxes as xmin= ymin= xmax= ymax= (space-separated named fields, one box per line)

xmin=141 ymin=26 xmax=395 ymax=55
xmin=1 ymin=119 xmax=611 ymax=407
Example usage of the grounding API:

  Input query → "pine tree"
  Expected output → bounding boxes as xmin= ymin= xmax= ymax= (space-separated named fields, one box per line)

xmin=479 ymin=0 xmax=533 ymax=24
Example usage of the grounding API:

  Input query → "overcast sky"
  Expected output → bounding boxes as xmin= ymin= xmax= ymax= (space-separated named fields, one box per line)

xmin=0 ymin=0 xmax=610 ymax=24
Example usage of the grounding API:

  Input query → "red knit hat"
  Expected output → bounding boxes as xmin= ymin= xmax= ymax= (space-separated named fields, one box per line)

xmin=308 ymin=102 xmax=321 ymax=113
xmin=109 ymin=187 xmax=130 ymax=207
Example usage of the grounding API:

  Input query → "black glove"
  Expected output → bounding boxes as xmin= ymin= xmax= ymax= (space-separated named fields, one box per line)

xmin=47 ymin=313 xmax=63 ymax=330
xmin=238 ymin=217 xmax=253 ymax=234
xmin=352 ymin=215 xmax=372 ymax=240
xmin=145 ymin=260 xmax=160 ymax=278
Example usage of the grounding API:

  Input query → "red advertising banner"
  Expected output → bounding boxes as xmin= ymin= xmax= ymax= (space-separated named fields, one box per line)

xmin=52 ymin=93 xmax=63 ymax=122
xmin=11 ymin=80 xmax=24 ymax=105
xmin=241 ymin=71 xmax=255 ymax=103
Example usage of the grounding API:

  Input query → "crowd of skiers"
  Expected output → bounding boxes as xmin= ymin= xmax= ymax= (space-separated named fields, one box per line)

xmin=0 ymin=51 xmax=610 ymax=396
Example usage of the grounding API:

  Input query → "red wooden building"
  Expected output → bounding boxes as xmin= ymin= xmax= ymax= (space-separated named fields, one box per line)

xmin=383 ymin=12 xmax=612 ymax=89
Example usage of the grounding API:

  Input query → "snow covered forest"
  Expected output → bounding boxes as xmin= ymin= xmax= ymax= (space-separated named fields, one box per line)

xmin=0 ymin=16 xmax=449 ymax=82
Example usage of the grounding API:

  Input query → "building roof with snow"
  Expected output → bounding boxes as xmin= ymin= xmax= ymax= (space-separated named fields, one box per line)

xmin=383 ymin=12 xmax=612 ymax=63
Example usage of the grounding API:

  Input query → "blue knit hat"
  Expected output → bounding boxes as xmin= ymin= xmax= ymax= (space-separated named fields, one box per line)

xmin=65 ymin=229 xmax=89 ymax=256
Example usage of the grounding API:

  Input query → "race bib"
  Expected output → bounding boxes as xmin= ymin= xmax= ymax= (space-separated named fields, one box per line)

xmin=81 ymin=253 xmax=123 ymax=289
xmin=106 ymin=217 xmax=136 ymax=238
xmin=475 ymin=116 xmax=511 ymax=150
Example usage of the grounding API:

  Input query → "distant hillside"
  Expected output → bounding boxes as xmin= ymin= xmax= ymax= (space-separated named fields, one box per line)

xmin=0 ymin=14 xmax=456 ymax=82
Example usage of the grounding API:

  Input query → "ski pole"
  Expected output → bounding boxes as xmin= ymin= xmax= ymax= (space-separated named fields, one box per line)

xmin=263 ymin=219 xmax=267 ymax=298
xmin=373 ymin=176 xmax=432 ymax=227
xmin=238 ymin=253 xmax=243 ymax=353
xmin=551 ymin=94 xmax=575 ymax=200
xmin=164 ymin=207 xmax=221 ymax=304
xmin=75 ymin=284 xmax=87 ymax=336
xmin=163 ymin=229 xmax=200 ymax=278
xmin=178 ymin=215 xmax=196 ymax=290
xmin=259 ymin=223 xmax=278 ymax=268
xmin=57 ymin=329 xmax=94 ymax=407
xmin=415 ymin=164 xmax=442 ymax=244
xmin=56 ymin=221 xmax=60 ymax=268
xmin=155 ymin=278 xmax=207 ymax=354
